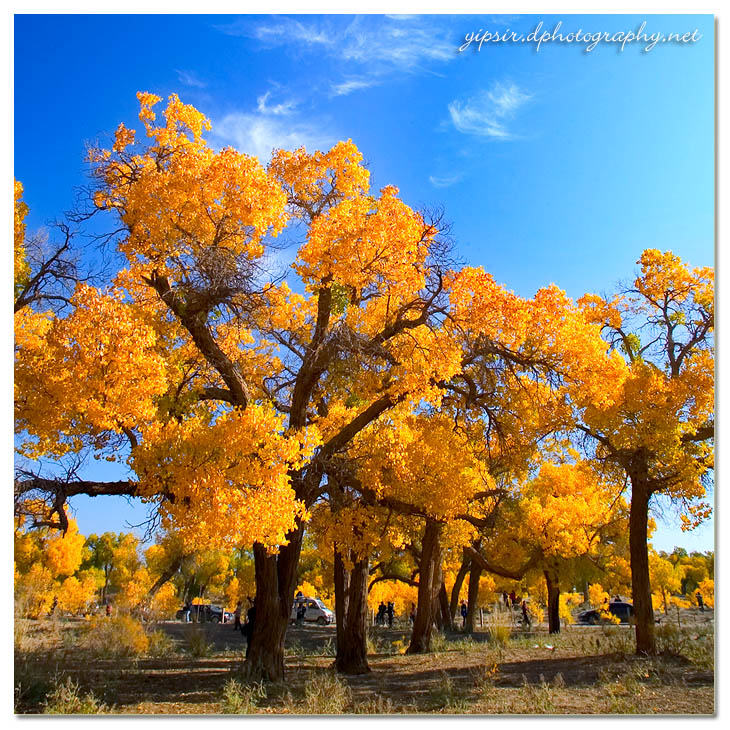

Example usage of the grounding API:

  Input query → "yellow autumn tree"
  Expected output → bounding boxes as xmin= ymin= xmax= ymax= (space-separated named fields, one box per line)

xmin=576 ymin=250 xmax=714 ymax=654
xmin=16 ymin=92 xmax=467 ymax=681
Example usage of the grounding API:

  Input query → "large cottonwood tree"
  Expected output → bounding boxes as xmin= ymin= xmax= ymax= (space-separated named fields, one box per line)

xmin=575 ymin=250 xmax=714 ymax=654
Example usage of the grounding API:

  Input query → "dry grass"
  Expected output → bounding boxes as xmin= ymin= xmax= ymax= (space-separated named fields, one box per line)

xmin=14 ymin=615 xmax=714 ymax=715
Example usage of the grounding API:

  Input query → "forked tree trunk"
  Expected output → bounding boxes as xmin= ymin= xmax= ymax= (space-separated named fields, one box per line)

xmin=334 ymin=547 xmax=371 ymax=674
xmin=545 ymin=567 xmax=561 ymax=634
xmin=629 ymin=468 xmax=656 ymax=655
xmin=464 ymin=561 xmax=482 ymax=633
xmin=449 ymin=553 xmax=471 ymax=624
xmin=245 ymin=524 xmax=304 ymax=681
xmin=407 ymin=519 xmax=442 ymax=654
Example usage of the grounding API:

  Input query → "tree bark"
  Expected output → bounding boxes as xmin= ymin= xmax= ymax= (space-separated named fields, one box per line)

xmin=407 ymin=519 xmax=442 ymax=654
xmin=245 ymin=524 xmax=304 ymax=681
xmin=334 ymin=547 xmax=371 ymax=674
xmin=465 ymin=561 xmax=482 ymax=633
xmin=437 ymin=580 xmax=451 ymax=632
xmin=629 ymin=467 xmax=656 ymax=655
xmin=545 ymin=567 xmax=561 ymax=634
xmin=449 ymin=552 xmax=471 ymax=624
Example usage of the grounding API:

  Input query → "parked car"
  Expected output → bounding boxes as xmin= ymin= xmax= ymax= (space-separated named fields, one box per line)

xmin=578 ymin=601 xmax=634 ymax=625
xmin=176 ymin=604 xmax=227 ymax=623
xmin=290 ymin=596 xmax=334 ymax=625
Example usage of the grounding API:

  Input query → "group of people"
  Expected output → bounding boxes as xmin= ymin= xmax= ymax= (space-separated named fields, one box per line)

xmin=375 ymin=601 xmax=395 ymax=626
xmin=501 ymin=591 xmax=531 ymax=627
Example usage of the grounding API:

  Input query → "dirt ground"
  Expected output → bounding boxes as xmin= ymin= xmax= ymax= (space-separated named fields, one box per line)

xmin=15 ymin=611 xmax=715 ymax=715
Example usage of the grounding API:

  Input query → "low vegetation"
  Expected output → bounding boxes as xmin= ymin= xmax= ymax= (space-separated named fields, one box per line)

xmin=14 ymin=611 xmax=713 ymax=715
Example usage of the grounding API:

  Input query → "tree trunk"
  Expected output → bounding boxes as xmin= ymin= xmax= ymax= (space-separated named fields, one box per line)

xmin=629 ymin=471 xmax=656 ymax=655
xmin=449 ymin=553 xmax=471 ymax=624
xmin=545 ymin=567 xmax=561 ymax=634
xmin=334 ymin=547 xmax=370 ymax=674
xmin=245 ymin=524 xmax=304 ymax=681
xmin=407 ymin=519 xmax=442 ymax=654
xmin=464 ymin=561 xmax=482 ymax=633
xmin=437 ymin=580 xmax=451 ymax=632
xmin=135 ymin=554 xmax=184 ymax=613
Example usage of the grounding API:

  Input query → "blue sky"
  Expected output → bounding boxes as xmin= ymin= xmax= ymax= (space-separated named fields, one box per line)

xmin=13 ymin=13 xmax=715 ymax=552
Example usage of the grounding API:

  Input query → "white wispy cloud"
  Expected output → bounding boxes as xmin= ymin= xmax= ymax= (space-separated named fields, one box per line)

xmin=211 ymin=113 xmax=335 ymax=162
xmin=256 ymin=90 xmax=297 ymax=116
xmin=339 ymin=16 xmax=455 ymax=70
xmin=448 ymin=82 xmax=532 ymax=139
xmin=429 ymin=173 xmax=463 ymax=188
xmin=216 ymin=16 xmax=334 ymax=48
xmin=218 ymin=15 xmax=458 ymax=96
xmin=330 ymin=78 xmax=378 ymax=97
xmin=175 ymin=69 xmax=206 ymax=89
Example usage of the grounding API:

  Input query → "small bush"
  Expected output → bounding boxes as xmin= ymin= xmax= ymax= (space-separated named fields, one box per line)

xmin=42 ymin=676 xmax=110 ymax=715
xmin=301 ymin=670 xmax=352 ymax=714
xmin=286 ymin=639 xmax=305 ymax=658
xmin=488 ymin=624 xmax=511 ymax=647
xmin=352 ymin=693 xmax=395 ymax=714
xmin=430 ymin=632 xmax=449 ymax=653
xmin=599 ymin=625 xmax=634 ymax=655
xmin=81 ymin=615 xmax=149 ymax=658
xmin=311 ymin=637 xmax=334 ymax=656
xmin=427 ymin=671 xmax=469 ymax=713
xmin=599 ymin=669 xmax=645 ymax=714
xmin=517 ymin=674 xmax=557 ymax=714
xmin=220 ymin=679 xmax=266 ymax=714
xmin=185 ymin=626 xmax=214 ymax=657
xmin=471 ymin=662 xmax=500 ymax=692
xmin=14 ymin=664 xmax=53 ymax=714
xmin=146 ymin=629 xmax=176 ymax=657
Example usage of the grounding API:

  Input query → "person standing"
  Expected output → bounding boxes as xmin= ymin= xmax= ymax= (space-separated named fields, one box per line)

xmin=696 ymin=591 xmax=705 ymax=612
xmin=233 ymin=601 xmax=242 ymax=631
xmin=521 ymin=600 xmax=531 ymax=628
xmin=460 ymin=600 xmax=468 ymax=628
xmin=386 ymin=601 xmax=394 ymax=627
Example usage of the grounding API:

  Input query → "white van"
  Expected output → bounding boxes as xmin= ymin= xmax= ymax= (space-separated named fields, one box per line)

xmin=290 ymin=596 xmax=334 ymax=625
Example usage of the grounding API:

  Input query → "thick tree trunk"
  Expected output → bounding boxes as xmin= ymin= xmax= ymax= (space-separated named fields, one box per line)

xmin=545 ymin=567 xmax=561 ymax=634
xmin=629 ymin=471 xmax=656 ymax=655
xmin=334 ymin=547 xmax=370 ymax=674
xmin=464 ymin=561 xmax=482 ymax=633
xmin=245 ymin=524 xmax=304 ymax=681
xmin=449 ymin=553 xmax=471 ymax=624
xmin=334 ymin=548 xmax=349 ymax=650
xmin=407 ymin=519 xmax=442 ymax=654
